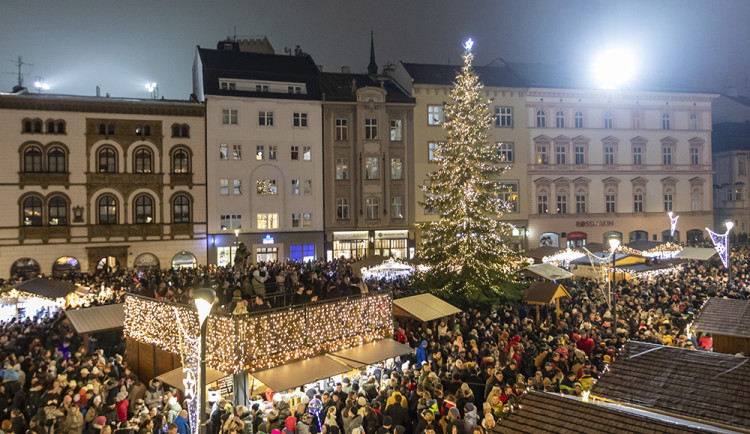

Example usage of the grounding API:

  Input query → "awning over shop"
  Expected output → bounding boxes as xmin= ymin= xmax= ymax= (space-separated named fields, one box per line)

xmin=250 ymin=354 xmax=356 ymax=392
xmin=65 ymin=303 xmax=125 ymax=334
xmin=329 ymin=339 xmax=413 ymax=366
xmin=522 ymin=263 xmax=574 ymax=281
xmin=6 ymin=277 xmax=79 ymax=299
xmin=392 ymin=293 xmax=461 ymax=322
xmin=156 ymin=366 xmax=227 ymax=390
xmin=676 ymin=247 xmax=717 ymax=260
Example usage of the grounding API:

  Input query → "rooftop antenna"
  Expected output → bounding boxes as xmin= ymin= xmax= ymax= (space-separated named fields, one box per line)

xmin=3 ymin=56 xmax=33 ymax=87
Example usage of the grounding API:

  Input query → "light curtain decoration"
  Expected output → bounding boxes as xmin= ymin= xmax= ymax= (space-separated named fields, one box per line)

xmin=172 ymin=306 xmax=201 ymax=432
xmin=706 ymin=225 xmax=731 ymax=268
xmin=668 ymin=211 xmax=679 ymax=237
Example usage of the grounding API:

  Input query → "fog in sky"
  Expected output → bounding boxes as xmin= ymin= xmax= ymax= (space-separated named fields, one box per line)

xmin=2 ymin=0 xmax=748 ymax=99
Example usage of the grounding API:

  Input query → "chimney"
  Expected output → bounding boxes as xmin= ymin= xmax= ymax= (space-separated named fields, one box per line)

xmin=96 ymin=85 xmax=101 ymax=97
xmin=341 ymin=66 xmax=350 ymax=74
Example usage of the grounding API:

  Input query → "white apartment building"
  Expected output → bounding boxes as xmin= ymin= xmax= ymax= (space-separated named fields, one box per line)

xmin=194 ymin=41 xmax=324 ymax=264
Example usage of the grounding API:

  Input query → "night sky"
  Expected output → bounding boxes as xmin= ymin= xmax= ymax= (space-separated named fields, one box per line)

xmin=2 ymin=0 xmax=748 ymax=99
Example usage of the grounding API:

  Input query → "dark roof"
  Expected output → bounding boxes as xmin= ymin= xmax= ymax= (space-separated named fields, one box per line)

xmin=197 ymin=47 xmax=321 ymax=99
xmin=524 ymin=282 xmax=569 ymax=304
xmin=493 ymin=391 xmax=707 ymax=434
xmin=624 ymin=240 xmax=661 ymax=252
xmin=7 ymin=277 xmax=78 ymax=299
xmin=712 ymin=121 xmax=750 ymax=153
xmin=401 ymin=62 xmax=527 ymax=88
xmin=591 ymin=341 xmax=750 ymax=430
xmin=319 ymin=72 xmax=414 ymax=103
xmin=693 ymin=298 xmax=750 ymax=338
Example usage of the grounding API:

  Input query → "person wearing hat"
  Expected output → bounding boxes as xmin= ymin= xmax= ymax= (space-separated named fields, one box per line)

xmin=416 ymin=340 xmax=428 ymax=368
xmin=115 ymin=390 xmax=129 ymax=422
xmin=383 ymin=390 xmax=409 ymax=430
xmin=377 ymin=415 xmax=393 ymax=434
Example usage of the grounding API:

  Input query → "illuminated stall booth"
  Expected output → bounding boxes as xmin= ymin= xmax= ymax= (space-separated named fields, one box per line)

xmin=525 ymin=281 xmax=571 ymax=323
xmin=361 ymin=258 xmax=415 ymax=281
xmin=0 ymin=277 xmax=86 ymax=322
xmin=692 ymin=298 xmax=750 ymax=356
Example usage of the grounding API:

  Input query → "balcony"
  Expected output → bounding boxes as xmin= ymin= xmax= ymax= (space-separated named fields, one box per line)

xmin=88 ymin=224 xmax=162 ymax=240
xmin=86 ymin=173 xmax=162 ymax=197
xmin=169 ymin=173 xmax=193 ymax=188
xmin=19 ymin=225 xmax=71 ymax=243
xmin=19 ymin=172 xmax=70 ymax=189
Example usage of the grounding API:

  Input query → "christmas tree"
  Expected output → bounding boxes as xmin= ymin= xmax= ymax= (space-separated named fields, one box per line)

xmin=417 ymin=39 xmax=525 ymax=306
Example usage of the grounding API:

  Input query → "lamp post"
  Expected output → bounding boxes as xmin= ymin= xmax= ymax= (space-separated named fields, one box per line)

xmin=609 ymin=238 xmax=621 ymax=338
xmin=145 ymin=82 xmax=158 ymax=99
xmin=726 ymin=221 xmax=734 ymax=286
xmin=194 ymin=286 xmax=216 ymax=434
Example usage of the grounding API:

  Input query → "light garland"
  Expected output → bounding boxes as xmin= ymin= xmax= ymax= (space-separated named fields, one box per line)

xmin=706 ymin=225 xmax=731 ymax=268
xmin=124 ymin=293 xmax=393 ymax=373
xmin=668 ymin=211 xmax=679 ymax=237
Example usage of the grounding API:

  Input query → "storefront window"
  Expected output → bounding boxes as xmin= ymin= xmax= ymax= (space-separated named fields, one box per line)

xmin=333 ymin=240 xmax=367 ymax=259
xmin=256 ymin=247 xmax=278 ymax=263
xmin=217 ymin=246 xmax=237 ymax=267
xmin=374 ymin=239 xmax=407 ymax=259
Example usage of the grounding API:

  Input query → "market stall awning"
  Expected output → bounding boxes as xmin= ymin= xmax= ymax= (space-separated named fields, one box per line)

xmin=524 ymin=246 xmax=564 ymax=261
xmin=676 ymin=247 xmax=717 ymax=260
xmin=8 ymin=277 xmax=78 ymax=299
xmin=156 ymin=366 xmax=227 ymax=390
xmin=392 ymin=293 xmax=461 ymax=322
xmin=524 ymin=282 xmax=571 ymax=305
xmin=250 ymin=354 xmax=356 ymax=392
xmin=329 ymin=339 xmax=413 ymax=366
xmin=522 ymin=263 xmax=574 ymax=281
xmin=65 ymin=304 xmax=125 ymax=334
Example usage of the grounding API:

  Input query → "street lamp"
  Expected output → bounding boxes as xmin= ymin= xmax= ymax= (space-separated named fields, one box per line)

xmin=726 ymin=221 xmax=734 ymax=285
xmin=233 ymin=229 xmax=240 ymax=265
xmin=194 ymin=286 xmax=216 ymax=434
xmin=145 ymin=82 xmax=158 ymax=98
xmin=609 ymin=237 xmax=621 ymax=338
xmin=34 ymin=76 xmax=49 ymax=92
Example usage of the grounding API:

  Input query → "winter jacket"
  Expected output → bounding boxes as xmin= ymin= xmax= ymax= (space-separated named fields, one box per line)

xmin=167 ymin=402 xmax=182 ymax=423
xmin=174 ymin=414 xmax=191 ymax=434
xmin=144 ymin=381 xmax=164 ymax=409
xmin=342 ymin=414 xmax=363 ymax=434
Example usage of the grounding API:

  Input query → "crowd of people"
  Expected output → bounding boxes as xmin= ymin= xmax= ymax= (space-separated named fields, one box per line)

xmin=0 ymin=244 xmax=747 ymax=433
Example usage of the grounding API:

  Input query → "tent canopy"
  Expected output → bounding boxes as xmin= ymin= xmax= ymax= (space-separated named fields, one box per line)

xmin=676 ymin=247 xmax=717 ymax=261
xmin=392 ymin=293 xmax=461 ymax=322
xmin=7 ymin=277 xmax=78 ymax=299
xmin=156 ymin=366 xmax=227 ymax=390
xmin=329 ymin=339 xmax=413 ymax=366
xmin=522 ymin=263 xmax=574 ymax=281
xmin=524 ymin=246 xmax=564 ymax=261
xmin=65 ymin=304 xmax=125 ymax=334
xmin=250 ymin=354 xmax=355 ymax=392
xmin=525 ymin=282 xmax=571 ymax=305
xmin=624 ymin=240 xmax=662 ymax=252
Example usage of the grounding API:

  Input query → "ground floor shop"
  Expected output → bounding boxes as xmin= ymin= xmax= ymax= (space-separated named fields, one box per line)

xmin=208 ymin=230 xmax=324 ymax=265
xmin=528 ymin=212 xmax=712 ymax=248
xmin=325 ymin=229 xmax=416 ymax=260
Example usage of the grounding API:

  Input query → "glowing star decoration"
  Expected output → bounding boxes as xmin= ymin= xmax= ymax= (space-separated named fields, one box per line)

xmin=668 ymin=211 xmax=679 ymax=237
xmin=464 ymin=38 xmax=474 ymax=51
xmin=706 ymin=223 xmax=732 ymax=269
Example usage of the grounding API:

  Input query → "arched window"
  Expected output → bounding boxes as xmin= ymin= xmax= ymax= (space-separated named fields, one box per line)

xmin=47 ymin=121 xmax=55 ymax=134
xmin=98 ymin=147 xmax=117 ymax=173
xmin=134 ymin=147 xmax=152 ymax=173
xmin=57 ymin=121 xmax=65 ymax=134
xmin=144 ymin=125 xmax=151 ymax=136
xmin=48 ymin=147 xmax=66 ymax=173
xmin=555 ymin=110 xmax=565 ymax=128
xmin=172 ymin=124 xmax=180 ymax=137
xmin=107 ymin=123 xmax=115 ymax=135
xmin=98 ymin=195 xmax=117 ymax=225
xmin=134 ymin=195 xmax=154 ymax=224
xmin=23 ymin=147 xmax=43 ymax=172
xmin=691 ymin=188 xmax=702 ymax=211
xmin=181 ymin=125 xmax=189 ymax=137
xmin=33 ymin=120 xmax=42 ymax=133
xmin=48 ymin=196 xmax=67 ymax=226
xmin=23 ymin=120 xmax=32 ymax=133
xmin=23 ymin=196 xmax=43 ymax=226
xmin=662 ymin=113 xmax=670 ymax=130
xmin=365 ymin=197 xmax=380 ymax=220
xmin=172 ymin=149 xmax=189 ymax=174
xmin=173 ymin=195 xmax=191 ymax=223
xmin=99 ymin=123 xmax=106 ymax=135
xmin=536 ymin=110 xmax=546 ymax=128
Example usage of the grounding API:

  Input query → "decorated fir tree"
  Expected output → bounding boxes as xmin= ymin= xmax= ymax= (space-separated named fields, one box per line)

xmin=417 ymin=39 xmax=525 ymax=306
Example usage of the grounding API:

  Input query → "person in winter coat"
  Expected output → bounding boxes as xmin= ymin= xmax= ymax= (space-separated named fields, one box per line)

xmin=166 ymin=397 xmax=182 ymax=423
xmin=144 ymin=380 xmax=164 ymax=410
xmin=382 ymin=397 xmax=409 ymax=432
xmin=462 ymin=403 xmax=478 ymax=434
xmin=266 ymin=408 xmax=282 ymax=432
xmin=66 ymin=404 xmax=84 ymax=434
xmin=342 ymin=406 xmax=362 ymax=434
xmin=416 ymin=341 xmax=428 ymax=367
xmin=173 ymin=410 xmax=190 ymax=434
xmin=282 ymin=415 xmax=296 ymax=434
xmin=236 ymin=406 xmax=253 ymax=434
xmin=115 ymin=391 xmax=129 ymax=423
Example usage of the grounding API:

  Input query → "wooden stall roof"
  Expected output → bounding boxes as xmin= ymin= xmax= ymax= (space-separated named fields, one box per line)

xmin=5 ymin=277 xmax=79 ymax=299
xmin=524 ymin=282 xmax=570 ymax=305
xmin=65 ymin=304 xmax=125 ymax=333
xmin=524 ymin=246 xmax=564 ymax=261
xmin=493 ymin=391 xmax=709 ymax=434
xmin=676 ymin=247 xmax=717 ymax=260
xmin=591 ymin=341 xmax=750 ymax=431
xmin=522 ymin=263 xmax=574 ymax=281
xmin=392 ymin=293 xmax=461 ymax=322
xmin=693 ymin=298 xmax=750 ymax=338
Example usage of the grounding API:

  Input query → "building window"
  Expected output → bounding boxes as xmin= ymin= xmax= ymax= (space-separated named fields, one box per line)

xmin=290 ymin=244 xmax=315 ymax=262
xmin=390 ymin=119 xmax=402 ymax=141
xmin=134 ymin=148 xmax=152 ymax=174
xmin=23 ymin=196 xmax=43 ymax=226
xmin=536 ymin=110 xmax=546 ymax=128
xmin=23 ymin=147 xmax=42 ymax=172
xmin=690 ymin=147 xmax=700 ymax=165
xmin=736 ymin=188 xmax=743 ymax=201
xmin=495 ymin=107 xmax=512 ymax=127
xmin=98 ymin=195 xmax=117 ymax=225
xmin=497 ymin=183 xmax=518 ymax=213
xmin=392 ymin=196 xmax=404 ymax=218
xmin=233 ymin=179 xmax=242 ymax=195
xmin=98 ymin=147 xmax=117 ymax=173
xmin=365 ymin=157 xmax=379 ymax=179
xmin=556 ymin=194 xmax=567 ymax=214
xmin=232 ymin=144 xmax=242 ymax=160
xmin=222 ymin=109 xmax=238 ymax=125
xmin=220 ymin=81 xmax=236 ymax=90
xmin=691 ymin=189 xmax=702 ymax=211
xmin=664 ymin=193 xmax=673 ymax=212
xmin=48 ymin=196 xmax=67 ymax=226
xmin=555 ymin=145 xmax=567 ymax=165
xmin=293 ymin=112 xmax=308 ymax=127
xmin=365 ymin=118 xmax=378 ymax=139
xmin=536 ymin=144 xmax=549 ymax=165
xmin=555 ymin=110 xmax=565 ymax=128
xmin=303 ymin=179 xmax=312 ymax=195
xmin=632 ymin=111 xmax=641 ymax=129
xmin=292 ymin=213 xmax=301 ymax=228
xmin=291 ymin=179 xmax=300 ymax=195
xmin=662 ymin=113 xmax=671 ymax=130
xmin=537 ymin=194 xmax=548 ymax=214
xmin=58 ymin=120 xmax=67 ymax=134
xmin=135 ymin=124 xmax=142 ymax=135
xmin=288 ymin=86 xmax=302 ymax=94
xmin=220 ymin=179 xmax=229 ymax=195
xmin=574 ymin=111 xmax=584 ymax=128
xmin=259 ymin=111 xmax=274 ymax=126
xmin=256 ymin=84 xmax=269 ymax=92
xmin=220 ymin=214 xmax=242 ymax=230
xmin=428 ymin=105 xmax=444 ymax=125
xmin=291 ymin=145 xmax=299 ymax=160
xmin=269 ymin=145 xmax=277 ymax=160
xmin=336 ymin=158 xmax=349 ymax=180
xmin=335 ymin=118 xmax=348 ymax=141
xmin=662 ymin=146 xmax=673 ymax=166
xmin=604 ymin=111 xmax=613 ymax=129
xmin=604 ymin=145 xmax=615 ymax=165
xmin=173 ymin=195 xmax=190 ymax=223
xmin=739 ymin=158 xmax=747 ymax=176
xmin=336 ymin=197 xmax=349 ymax=219
xmin=256 ymin=179 xmax=278 ymax=195
xmin=574 ymin=145 xmax=585 ymax=165
xmin=727 ymin=188 xmax=734 ymax=202
xmin=172 ymin=150 xmax=189 ymax=174
xmin=219 ymin=144 xmax=228 ymax=160
xmin=428 ymin=142 xmax=439 ymax=162
xmin=605 ymin=194 xmax=616 ymax=213
xmin=303 ymin=213 xmax=312 ymax=227
xmin=633 ymin=146 xmax=643 ymax=166
xmin=303 ymin=146 xmax=312 ymax=161
xmin=575 ymin=194 xmax=586 ymax=214
xmin=633 ymin=193 xmax=644 ymax=213
xmin=107 ymin=123 xmax=115 ymax=135
xmin=497 ymin=142 xmax=514 ymax=163
xmin=257 ymin=213 xmax=279 ymax=229
xmin=256 ymin=145 xmax=264 ymax=161
xmin=135 ymin=195 xmax=154 ymax=224
xmin=366 ymin=197 xmax=380 ymax=219
xmin=690 ymin=113 xmax=698 ymax=130
xmin=47 ymin=121 xmax=56 ymax=134
xmin=391 ymin=157 xmax=403 ymax=180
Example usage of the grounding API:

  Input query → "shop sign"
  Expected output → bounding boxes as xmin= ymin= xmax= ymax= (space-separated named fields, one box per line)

xmin=333 ymin=231 xmax=369 ymax=240
xmin=566 ymin=232 xmax=587 ymax=240
xmin=262 ymin=234 xmax=275 ymax=244
xmin=375 ymin=230 xmax=409 ymax=239
xmin=134 ymin=253 xmax=159 ymax=267
xmin=576 ymin=220 xmax=614 ymax=227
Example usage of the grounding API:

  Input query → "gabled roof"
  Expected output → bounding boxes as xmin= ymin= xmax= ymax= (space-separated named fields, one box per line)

xmin=401 ymin=62 xmax=527 ymax=88
xmin=65 ymin=304 xmax=125 ymax=334
xmin=318 ymin=72 xmax=414 ymax=103
xmin=693 ymin=298 xmax=750 ymax=338
xmin=524 ymin=282 xmax=570 ymax=305
xmin=197 ymin=47 xmax=321 ymax=99
xmin=4 ymin=277 xmax=78 ymax=299
xmin=494 ymin=391 xmax=708 ymax=433
xmin=522 ymin=264 xmax=574 ymax=282
xmin=591 ymin=341 xmax=750 ymax=431
xmin=392 ymin=293 xmax=461 ymax=322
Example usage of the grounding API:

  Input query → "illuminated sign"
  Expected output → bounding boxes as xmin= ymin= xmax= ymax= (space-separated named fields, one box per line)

xmin=262 ymin=234 xmax=274 ymax=245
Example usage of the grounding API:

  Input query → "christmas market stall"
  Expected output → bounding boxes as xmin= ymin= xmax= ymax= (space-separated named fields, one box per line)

xmin=361 ymin=258 xmax=415 ymax=281
xmin=691 ymin=297 xmax=750 ymax=356
xmin=521 ymin=263 xmax=574 ymax=281
xmin=524 ymin=281 xmax=571 ymax=323
xmin=64 ymin=303 xmax=125 ymax=352
xmin=676 ymin=247 xmax=718 ymax=261
xmin=0 ymin=277 xmax=86 ymax=321
xmin=622 ymin=240 xmax=682 ymax=259
xmin=392 ymin=293 xmax=461 ymax=324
